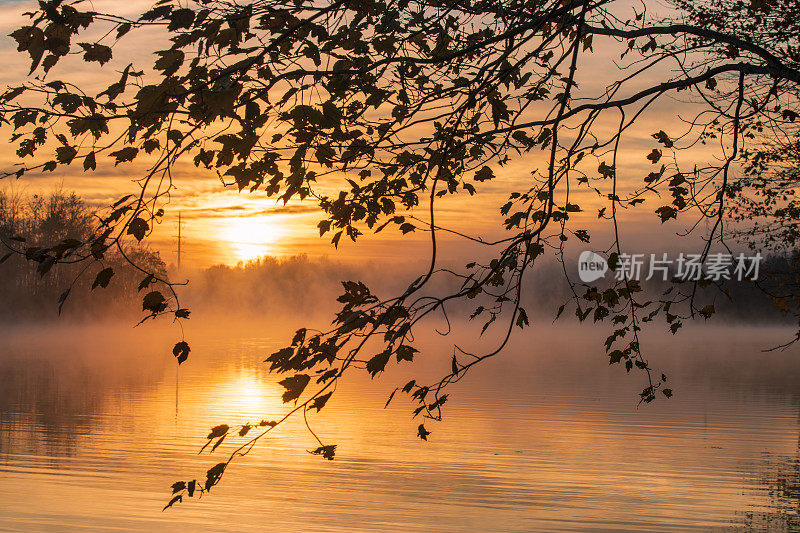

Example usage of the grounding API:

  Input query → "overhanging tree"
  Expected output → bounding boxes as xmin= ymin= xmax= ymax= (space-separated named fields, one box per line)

xmin=1 ymin=0 xmax=799 ymax=506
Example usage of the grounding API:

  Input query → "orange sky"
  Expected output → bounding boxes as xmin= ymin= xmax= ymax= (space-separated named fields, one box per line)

xmin=0 ymin=0 xmax=729 ymax=268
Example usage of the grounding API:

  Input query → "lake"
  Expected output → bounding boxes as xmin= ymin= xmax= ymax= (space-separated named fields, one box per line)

xmin=1 ymin=322 xmax=799 ymax=531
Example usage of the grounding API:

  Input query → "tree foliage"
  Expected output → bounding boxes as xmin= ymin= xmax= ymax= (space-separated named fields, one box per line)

xmin=0 ymin=188 xmax=166 ymax=318
xmin=1 ymin=0 xmax=800 ymax=506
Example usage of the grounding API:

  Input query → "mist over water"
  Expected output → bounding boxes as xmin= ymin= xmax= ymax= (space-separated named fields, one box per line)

xmin=1 ymin=320 xmax=800 ymax=531
xmin=1 ymin=208 xmax=797 ymax=530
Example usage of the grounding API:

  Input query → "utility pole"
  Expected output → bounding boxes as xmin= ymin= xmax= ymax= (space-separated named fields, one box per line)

xmin=176 ymin=211 xmax=183 ymax=270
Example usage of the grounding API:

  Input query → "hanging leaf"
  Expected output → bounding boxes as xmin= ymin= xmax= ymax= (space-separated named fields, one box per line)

xmin=56 ymin=146 xmax=77 ymax=164
xmin=154 ymin=49 xmax=184 ymax=76
xmin=516 ymin=307 xmax=529 ymax=328
xmin=309 ymin=445 xmax=337 ymax=460
xmin=417 ymin=424 xmax=431 ymax=441
xmin=57 ymin=288 xmax=71 ymax=315
xmin=110 ymin=147 xmax=139 ymax=165
xmin=395 ymin=345 xmax=417 ymax=362
xmin=474 ymin=166 xmax=494 ymax=182
xmin=207 ymin=425 xmax=229 ymax=440
xmin=646 ymin=149 xmax=663 ymax=163
xmin=138 ymin=273 xmax=155 ymax=291
xmin=162 ymin=494 xmax=182 ymax=511
xmin=172 ymin=341 xmax=190 ymax=364
xmin=366 ymin=350 xmax=391 ymax=376
xmin=309 ymin=391 xmax=333 ymax=412
xmin=143 ymin=291 xmax=167 ymax=313
xmin=91 ymin=267 xmax=114 ymax=290
xmin=655 ymin=206 xmax=678 ymax=223
xmin=204 ymin=463 xmax=226 ymax=492
xmin=128 ymin=217 xmax=149 ymax=241
xmin=278 ymin=374 xmax=311 ymax=402
xmin=652 ymin=130 xmax=673 ymax=148
xmin=79 ymin=43 xmax=113 ymax=65
xmin=385 ymin=388 xmax=398 ymax=408
xmin=83 ymin=151 xmax=96 ymax=171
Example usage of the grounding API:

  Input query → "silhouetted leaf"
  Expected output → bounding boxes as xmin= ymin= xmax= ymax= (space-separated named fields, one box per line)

xmin=154 ymin=49 xmax=184 ymax=76
xmin=395 ymin=345 xmax=417 ymax=362
xmin=207 ymin=425 xmax=229 ymax=440
xmin=92 ymin=267 xmax=114 ymax=290
xmin=210 ymin=435 xmax=226 ymax=452
xmin=417 ymin=424 xmax=430 ymax=441
xmin=384 ymin=388 xmax=398 ymax=408
xmin=142 ymin=290 xmax=167 ymax=313
xmin=310 ymin=445 xmax=336 ymax=460
xmin=204 ymin=463 xmax=226 ymax=491
xmin=309 ymin=391 xmax=333 ymax=412
xmin=138 ymin=273 xmax=154 ymax=291
xmin=516 ymin=307 xmax=530 ymax=328
xmin=655 ymin=206 xmax=677 ymax=223
xmin=474 ymin=166 xmax=494 ymax=182
xmin=128 ymin=218 xmax=149 ymax=241
xmin=278 ymin=374 xmax=310 ymax=403
xmin=110 ymin=147 xmax=138 ymax=165
xmin=116 ymin=23 xmax=132 ymax=39
xmin=399 ymin=223 xmax=415 ymax=234
xmin=652 ymin=130 xmax=673 ymax=148
xmin=56 ymin=145 xmax=77 ymax=164
xmin=172 ymin=341 xmax=190 ymax=364
xmin=699 ymin=304 xmax=715 ymax=319
xmin=83 ymin=151 xmax=96 ymax=171
xmin=366 ymin=350 xmax=391 ymax=376
xmin=57 ymin=288 xmax=70 ymax=315
xmin=79 ymin=43 xmax=112 ymax=65
xmin=162 ymin=494 xmax=182 ymax=511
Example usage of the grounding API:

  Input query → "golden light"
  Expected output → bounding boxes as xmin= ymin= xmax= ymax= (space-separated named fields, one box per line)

xmin=221 ymin=216 xmax=282 ymax=262
xmin=222 ymin=371 xmax=277 ymax=418
xmin=180 ymin=368 xmax=286 ymax=423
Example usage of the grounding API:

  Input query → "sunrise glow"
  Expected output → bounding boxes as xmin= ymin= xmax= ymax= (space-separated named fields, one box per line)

xmin=221 ymin=216 xmax=283 ymax=263
xmin=2 ymin=0 xmax=800 ymax=529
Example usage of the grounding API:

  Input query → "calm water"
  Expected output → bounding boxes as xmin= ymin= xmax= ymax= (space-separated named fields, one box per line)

xmin=1 ymin=322 xmax=800 ymax=531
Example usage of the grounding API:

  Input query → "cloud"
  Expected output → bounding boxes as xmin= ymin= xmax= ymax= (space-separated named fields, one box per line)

xmin=178 ymin=203 xmax=319 ymax=220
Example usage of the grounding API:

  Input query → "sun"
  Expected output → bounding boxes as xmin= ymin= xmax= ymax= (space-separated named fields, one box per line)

xmin=222 ymin=216 xmax=281 ymax=262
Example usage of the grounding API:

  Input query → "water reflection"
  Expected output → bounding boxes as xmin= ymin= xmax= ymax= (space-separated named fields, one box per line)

xmin=732 ymin=425 xmax=800 ymax=531
xmin=1 ymin=323 xmax=800 ymax=531
xmin=0 ymin=329 xmax=167 ymax=459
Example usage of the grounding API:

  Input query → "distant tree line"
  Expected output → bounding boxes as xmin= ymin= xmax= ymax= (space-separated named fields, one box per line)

xmin=191 ymin=253 xmax=800 ymax=325
xmin=0 ymin=189 xmax=166 ymax=320
xmin=1 ymin=189 xmax=797 ymax=324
